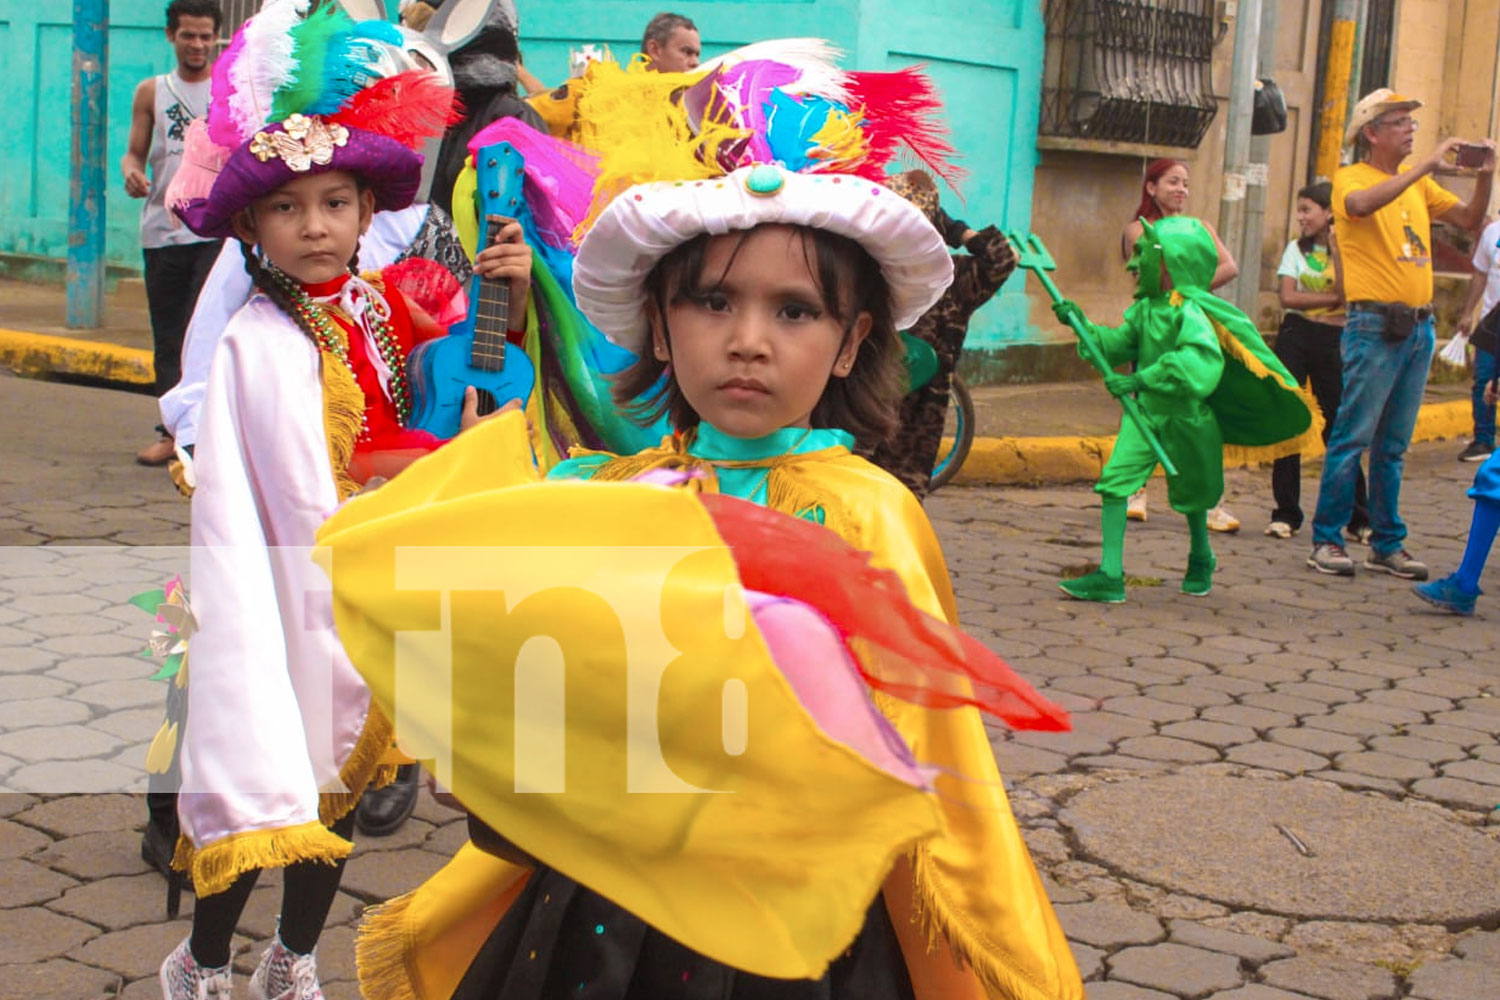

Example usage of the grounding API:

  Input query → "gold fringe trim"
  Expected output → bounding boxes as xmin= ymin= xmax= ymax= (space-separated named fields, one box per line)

xmin=1212 ymin=319 xmax=1327 ymax=466
xmin=355 ymin=890 xmax=422 ymax=1000
xmin=584 ymin=435 xmax=711 ymax=491
xmin=320 ymin=701 xmax=397 ymax=825
xmin=908 ymin=847 xmax=1065 ymax=1000
xmin=585 ymin=434 xmax=852 ymax=533
xmin=172 ymin=821 xmax=354 ymax=897
xmin=763 ymin=466 xmax=849 ymax=538
xmin=320 ymin=344 xmax=366 ymax=503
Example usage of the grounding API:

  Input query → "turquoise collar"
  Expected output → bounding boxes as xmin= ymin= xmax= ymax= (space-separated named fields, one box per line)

xmin=689 ymin=423 xmax=853 ymax=462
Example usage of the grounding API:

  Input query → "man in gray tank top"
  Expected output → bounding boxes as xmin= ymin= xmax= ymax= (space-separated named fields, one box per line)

xmin=121 ymin=0 xmax=223 ymax=466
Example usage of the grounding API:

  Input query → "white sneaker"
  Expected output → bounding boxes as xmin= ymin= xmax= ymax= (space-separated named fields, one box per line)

xmin=1126 ymin=489 xmax=1148 ymax=522
xmin=1206 ymin=505 xmax=1241 ymax=533
xmin=249 ymin=938 xmax=323 ymax=1000
xmin=1263 ymin=520 xmax=1294 ymax=539
xmin=160 ymin=937 xmax=233 ymax=999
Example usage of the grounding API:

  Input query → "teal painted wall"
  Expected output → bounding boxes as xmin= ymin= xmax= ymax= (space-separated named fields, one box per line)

xmin=5 ymin=1 xmax=1043 ymax=345
xmin=1 ymin=1 xmax=181 ymax=267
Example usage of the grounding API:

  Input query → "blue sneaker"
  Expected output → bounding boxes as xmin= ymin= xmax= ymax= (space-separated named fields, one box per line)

xmin=1412 ymin=575 xmax=1480 ymax=616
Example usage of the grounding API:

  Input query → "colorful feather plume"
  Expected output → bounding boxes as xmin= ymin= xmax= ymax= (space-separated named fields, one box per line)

xmin=271 ymin=1 xmax=362 ymax=120
xmin=203 ymin=0 xmax=457 ymax=153
xmin=219 ymin=0 xmax=303 ymax=143
xmin=566 ymin=38 xmax=961 ymax=233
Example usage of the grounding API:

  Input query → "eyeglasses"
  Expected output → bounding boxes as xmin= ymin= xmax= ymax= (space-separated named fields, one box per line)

xmin=1374 ymin=115 xmax=1417 ymax=130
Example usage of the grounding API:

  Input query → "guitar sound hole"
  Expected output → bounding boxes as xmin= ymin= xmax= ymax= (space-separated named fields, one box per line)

xmin=474 ymin=388 xmax=499 ymax=417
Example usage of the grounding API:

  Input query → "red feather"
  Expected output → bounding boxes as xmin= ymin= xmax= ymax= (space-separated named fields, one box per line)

xmin=698 ymin=493 xmax=1069 ymax=733
xmin=845 ymin=68 xmax=965 ymax=190
xmin=330 ymin=70 xmax=463 ymax=150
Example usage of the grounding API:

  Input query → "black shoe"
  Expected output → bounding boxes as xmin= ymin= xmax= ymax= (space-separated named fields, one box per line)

xmin=1459 ymin=440 xmax=1494 ymax=463
xmin=355 ymin=764 xmax=420 ymax=837
xmin=140 ymin=819 xmax=191 ymax=917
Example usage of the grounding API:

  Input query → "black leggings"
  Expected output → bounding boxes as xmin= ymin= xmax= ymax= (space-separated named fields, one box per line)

xmin=1270 ymin=313 xmax=1369 ymax=531
xmin=189 ymin=811 xmax=356 ymax=968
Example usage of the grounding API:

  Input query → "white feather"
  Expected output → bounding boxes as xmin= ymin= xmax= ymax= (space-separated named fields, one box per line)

xmin=698 ymin=37 xmax=850 ymax=104
xmin=226 ymin=0 xmax=306 ymax=139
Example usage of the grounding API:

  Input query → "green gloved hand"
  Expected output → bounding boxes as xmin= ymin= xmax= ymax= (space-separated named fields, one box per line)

xmin=1103 ymin=372 xmax=1143 ymax=398
xmin=1052 ymin=299 xmax=1086 ymax=329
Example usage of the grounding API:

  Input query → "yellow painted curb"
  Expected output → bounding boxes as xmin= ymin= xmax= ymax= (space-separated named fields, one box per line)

xmin=952 ymin=399 xmax=1475 ymax=487
xmin=0 ymin=328 xmax=153 ymax=386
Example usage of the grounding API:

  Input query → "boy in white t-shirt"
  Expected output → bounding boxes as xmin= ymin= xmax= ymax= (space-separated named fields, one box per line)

xmin=1453 ymin=218 xmax=1500 ymax=462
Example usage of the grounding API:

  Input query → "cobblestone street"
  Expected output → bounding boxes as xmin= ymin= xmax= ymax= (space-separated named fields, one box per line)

xmin=2 ymin=374 xmax=1499 ymax=998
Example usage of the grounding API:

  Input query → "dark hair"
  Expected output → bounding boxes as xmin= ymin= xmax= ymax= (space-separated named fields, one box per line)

xmin=166 ymin=0 xmax=222 ymax=32
xmin=611 ymin=225 xmax=905 ymax=449
xmin=641 ymin=12 xmax=697 ymax=54
xmin=1133 ymin=158 xmax=1188 ymax=223
xmin=1295 ymin=181 xmax=1333 ymax=254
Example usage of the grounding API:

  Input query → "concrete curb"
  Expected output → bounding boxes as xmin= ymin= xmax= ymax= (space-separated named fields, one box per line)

xmin=0 ymin=328 xmax=1475 ymax=486
xmin=949 ymin=399 xmax=1473 ymax=487
xmin=0 ymin=328 xmax=152 ymax=387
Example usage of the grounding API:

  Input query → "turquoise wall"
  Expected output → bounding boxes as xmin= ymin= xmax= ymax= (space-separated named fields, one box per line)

xmin=1 ymin=1 xmax=177 ymax=267
xmin=4 ymin=1 xmax=1043 ymax=346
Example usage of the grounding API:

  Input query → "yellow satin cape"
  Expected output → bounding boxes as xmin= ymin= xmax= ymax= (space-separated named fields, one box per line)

xmin=330 ymin=415 xmax=1082 ymax=1000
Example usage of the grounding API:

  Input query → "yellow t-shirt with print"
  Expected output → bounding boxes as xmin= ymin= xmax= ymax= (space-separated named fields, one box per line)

xmin=1332 ymin=162 xmax=1459 ymax=307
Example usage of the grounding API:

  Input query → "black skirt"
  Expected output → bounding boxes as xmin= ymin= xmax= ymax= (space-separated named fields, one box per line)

xmin=450 ymin=866 xmax=916 ymax=1000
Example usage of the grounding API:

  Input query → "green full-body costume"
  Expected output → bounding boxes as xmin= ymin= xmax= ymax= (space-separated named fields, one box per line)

xmin=1055 ymin=216 xmax=1314 ymax=603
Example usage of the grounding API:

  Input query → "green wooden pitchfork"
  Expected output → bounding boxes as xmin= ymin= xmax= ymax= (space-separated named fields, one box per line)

xmin=1004 ymin=229 xmax=1178 ymax=477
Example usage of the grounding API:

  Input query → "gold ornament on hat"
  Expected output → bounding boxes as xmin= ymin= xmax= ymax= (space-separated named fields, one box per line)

xmin=249 ymin=114 xmax=350 ymax=172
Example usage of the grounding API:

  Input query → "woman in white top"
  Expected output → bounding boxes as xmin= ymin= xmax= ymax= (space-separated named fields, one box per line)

xmin=1264 ymin=181 xmax=1369 ymax=539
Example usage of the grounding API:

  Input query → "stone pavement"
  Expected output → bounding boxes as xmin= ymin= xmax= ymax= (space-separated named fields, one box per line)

xmin=2 ymin=373 xmax=1500 ymax=998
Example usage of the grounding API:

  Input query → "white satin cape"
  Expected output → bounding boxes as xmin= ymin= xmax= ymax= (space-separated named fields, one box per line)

xmin=178 ymin=295 xmax=381 ymax=890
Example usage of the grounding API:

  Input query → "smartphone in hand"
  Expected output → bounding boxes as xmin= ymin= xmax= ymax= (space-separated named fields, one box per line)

xmin=1455 ymin=142 xmax=1490 ymax=169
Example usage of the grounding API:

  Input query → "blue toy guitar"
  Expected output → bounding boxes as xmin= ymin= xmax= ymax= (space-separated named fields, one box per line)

xmin=407 ymin=145 xmax=535 ymax=439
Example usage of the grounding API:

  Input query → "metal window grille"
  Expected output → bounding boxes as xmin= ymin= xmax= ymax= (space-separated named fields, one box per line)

xmin=221 ymin=0 xmax=262 ymax=37
xmin=1040 ymin=0 xmax=1219 ymax=148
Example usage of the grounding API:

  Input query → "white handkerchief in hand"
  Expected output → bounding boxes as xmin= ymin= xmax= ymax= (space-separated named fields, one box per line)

xmin=1438 ymin=332 xmax=1471 ymax=367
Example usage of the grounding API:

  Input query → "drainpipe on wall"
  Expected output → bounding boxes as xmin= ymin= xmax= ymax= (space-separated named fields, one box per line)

xmin=69 ymin=0 xmax=108 ymax=330
xmin=1236 ymin=0 xmax=1279 ymax=321
xmin=1346 ymin=0 xmax=1369 ymax=121
xmin=1217 ymin=0 xmax=1262 ymax=309
xmin=1314 ymin=0 xmax=1362 ymax=181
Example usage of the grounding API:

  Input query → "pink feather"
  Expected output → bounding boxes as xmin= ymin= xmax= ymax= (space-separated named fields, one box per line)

xmin=206 ymin=29 xmax=246 ymax=146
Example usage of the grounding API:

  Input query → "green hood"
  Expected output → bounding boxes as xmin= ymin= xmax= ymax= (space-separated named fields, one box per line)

xmin=1131 ymin=216 xmax=1218 ymax=297
xmin=1131 ymin=215 xmax=1314 ymax=452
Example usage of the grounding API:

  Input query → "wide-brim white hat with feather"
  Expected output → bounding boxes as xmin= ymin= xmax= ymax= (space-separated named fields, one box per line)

xmin=562 ymin=39 xmax=961 ymax=352
xmin=574 ymin=164 xmax=953 ymax=351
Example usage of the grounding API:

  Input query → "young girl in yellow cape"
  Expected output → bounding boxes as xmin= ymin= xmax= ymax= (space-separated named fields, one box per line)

xmin=322 ymin=47 xmax=1084 ymax=1000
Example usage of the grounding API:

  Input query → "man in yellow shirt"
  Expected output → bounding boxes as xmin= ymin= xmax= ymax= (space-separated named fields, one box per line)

xmin=1307 ymin=89 xmax=1495 ymax=578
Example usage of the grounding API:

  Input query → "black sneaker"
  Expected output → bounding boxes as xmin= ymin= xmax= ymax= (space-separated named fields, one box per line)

xmin=1459 ymin=441 xmax=1494 ymax=463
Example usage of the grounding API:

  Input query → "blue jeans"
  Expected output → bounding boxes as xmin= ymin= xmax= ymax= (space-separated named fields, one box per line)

xmin=1471 ymin=346 xmax=1496 ymax=447
xmin=1311 ymin=309 xmax=1436 ymax=556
